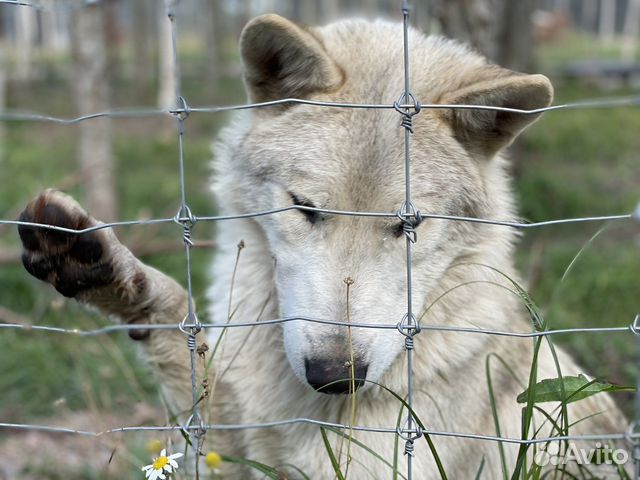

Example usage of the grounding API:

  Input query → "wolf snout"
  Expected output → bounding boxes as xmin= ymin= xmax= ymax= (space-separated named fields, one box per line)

xmin=304 ymin=357 xmax=368 ymax=394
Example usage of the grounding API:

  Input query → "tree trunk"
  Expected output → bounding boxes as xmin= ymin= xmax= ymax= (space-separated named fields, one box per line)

xmin=621 ymin=0 xmax=640 ymax=60
xmin=580 ymin=0 xmax=600 ymax=32
xmin=0 ymin=44 xmax=6 ymax=164
xmin=202 ymin=0 xmax=224 ymax=86
xmin=599 ymin=0 xmax=617 ymax=42
xmin=132 ymin=0 xmax=154 ymax=100
xmin=40 ymin=0 xmax=68 ymax=54
xmin=103 ymin=0 xmax=123 ymax=87
xmin=71 ymin=3 xmax=117 ymax=223
xmin=432 ymin=0 xmax=536 ymax=72
xmin=499 ymin=0 xmax=535 ymax=72
xmin=157 ymin=2 xmax=177 ymax=110
xmin=15 ymin=6 xmax=36 ymax=82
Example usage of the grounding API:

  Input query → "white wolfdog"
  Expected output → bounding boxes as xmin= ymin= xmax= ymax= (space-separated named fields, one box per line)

xmin=19 ymin=14 xmax=628 ymax=479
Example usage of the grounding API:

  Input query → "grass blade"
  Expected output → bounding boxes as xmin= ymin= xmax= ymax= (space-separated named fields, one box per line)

xmin=321 ymin=378 xmax=449 ymax=479
xmin=325 ymin=426 xmax=408 ymax=480
xmin=393 ymin=402 xmax=406 ymax=480
xmin=486 ymin=354 xmax=510 ymax=480
xmin=221 ymin=454 xmax=283 ymax=478
xmin=474 ymin=456 xmax=486 ymax=480
xmin=320 ymin=426 xmax=346 ymax=480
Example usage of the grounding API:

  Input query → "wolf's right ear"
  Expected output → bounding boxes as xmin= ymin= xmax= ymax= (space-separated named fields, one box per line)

xmin=437 ymin=69 xmax=553 ymax=158
xmin=240 ymin=14 xmax=343 ymax=103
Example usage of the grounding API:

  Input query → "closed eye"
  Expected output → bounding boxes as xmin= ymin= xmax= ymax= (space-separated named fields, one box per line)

xmin=288 ymin=192 xmax=320 ymax=224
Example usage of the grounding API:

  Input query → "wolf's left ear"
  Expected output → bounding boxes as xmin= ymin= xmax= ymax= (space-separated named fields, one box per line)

xmin=240 ymin=14 xmax=343 ymax=103
xmin=437 ymin=70 xmax=553 ymax=158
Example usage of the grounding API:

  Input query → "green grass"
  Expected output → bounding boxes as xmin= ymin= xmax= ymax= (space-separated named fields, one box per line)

xmin=514 ymin=76 xmax=639 ymax=417
xmin=536 ymin=31 xmax=640 ymax=73
xmin=517 ymin=81 xmax=639 ymax=220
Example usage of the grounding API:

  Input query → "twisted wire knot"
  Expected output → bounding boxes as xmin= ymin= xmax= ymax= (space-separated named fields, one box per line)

xmin=404 ymin=335 xmax=414 ymax=350
xmin=630 ymin=314 xmax=640 ymax=336
xmin=397 ymin=313 xmax=421 ymax=346
xmin=184 ymin=412 xmax=206 ymax=439
xmin=393 ymin=92 xmax=421 ymax=133
xmin=396 ymin=202 xmax=423 ymax=243
xmin=626 ymin=420 xmax=640 ymax=444
xmin=186 ymin=332 xmax=197 ymax=350
xmin=182 ymin=226 xmax=193 ymax=246
xmin=174 ymin=205 xmax=197 ymax=247
xmin=171 ymin=95 xmax=191 ymax=121
xmin=404 ymin=439 xmax=415 ymax=456
xmin=179 ymin=313 xmax=202 ymax=336
xmin=396 ymin=421 xmax=423 ymax=457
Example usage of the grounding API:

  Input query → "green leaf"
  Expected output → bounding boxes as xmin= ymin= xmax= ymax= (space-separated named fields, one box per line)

xmin=516 ymin=375 xmax=635 ymax=405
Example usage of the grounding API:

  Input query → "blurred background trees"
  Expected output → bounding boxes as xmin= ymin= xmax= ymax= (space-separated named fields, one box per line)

xmin=1 ymin=0 xmax=638 ymax=106
xmin=432 ymin=0 xmax=536 ymax=72
xmin=1 ymin=0 xmax=637 ymax=222
xmin=71 ymin=2 xmax=116 ymax=221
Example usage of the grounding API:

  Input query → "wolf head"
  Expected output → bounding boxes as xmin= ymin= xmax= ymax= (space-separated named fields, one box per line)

xmin=214 ymin=15 xmax=553 ymax=394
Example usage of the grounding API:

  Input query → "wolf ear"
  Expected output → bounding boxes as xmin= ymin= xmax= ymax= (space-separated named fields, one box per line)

xmin=437 ymin=70 xmax=553 ymax=158
xmin=240 ymin=14 xmax=343 ymax=103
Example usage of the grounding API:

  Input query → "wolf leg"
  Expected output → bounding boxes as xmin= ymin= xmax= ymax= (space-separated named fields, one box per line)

xmin=18 ymin=189 xmax=206 ymax=414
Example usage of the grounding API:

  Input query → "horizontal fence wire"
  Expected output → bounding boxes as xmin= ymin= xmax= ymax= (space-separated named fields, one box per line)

xmin=0 ymin=420 xmax=638 ymax=445
xmin=0 ymin=0 xmax=95 ymax=12
xmin=1 ymin=0 xmax=640 ymax=476
xmin=0 ymin=95 xmax=639 ymax=124
xmin=0 ymin=207 xmax=635 ymax=234
xmin=2 ymin=314 xmax=639 ymax=337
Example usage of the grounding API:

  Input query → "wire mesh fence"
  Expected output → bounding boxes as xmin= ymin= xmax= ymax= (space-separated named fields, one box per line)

xmin=0 ymin=0 xmax=639 ymax=478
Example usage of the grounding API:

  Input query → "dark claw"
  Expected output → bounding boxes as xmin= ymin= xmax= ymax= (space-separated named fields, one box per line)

xmin=69 ymin=235 xmax=104 ymax=264
xmin=22 ymin=254 xmax=52 ymax=282
xmin=40 ymin=203 xmax=77 ymax=247
xmin=54 ymin=281 xmax=82 ymax=298
xmin=127 ymin=316 xmax=151 ymax=341
xmin=128 ymin=328 xmax=151 ymax=341
xmin=17 ymin=210 xmax=40 ymax=251
xmin=54 ymin=262 xmax=114 ymax=298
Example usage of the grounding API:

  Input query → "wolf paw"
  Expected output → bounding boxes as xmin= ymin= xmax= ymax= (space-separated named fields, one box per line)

xmin=18 ymin=189 xmax=115 ymax=298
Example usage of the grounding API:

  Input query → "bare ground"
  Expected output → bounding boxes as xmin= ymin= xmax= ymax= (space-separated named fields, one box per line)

xmin=0 ymin=404 xmax=167 ymax=480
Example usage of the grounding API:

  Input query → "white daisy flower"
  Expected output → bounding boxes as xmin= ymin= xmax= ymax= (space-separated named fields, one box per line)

xmin=142 ymin=448 xmax=184 ymax=480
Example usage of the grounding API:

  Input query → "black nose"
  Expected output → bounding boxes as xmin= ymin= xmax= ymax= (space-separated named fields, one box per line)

xmin=304 ymin=358 xmax=368 ymax=394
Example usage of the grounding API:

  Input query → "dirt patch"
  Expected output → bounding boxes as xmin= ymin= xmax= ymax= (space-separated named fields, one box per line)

xmin=0 ymin=404 xmax=168 ymax=480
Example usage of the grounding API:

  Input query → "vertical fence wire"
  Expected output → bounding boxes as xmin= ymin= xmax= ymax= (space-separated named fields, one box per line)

xmin=630 ymin=204 xmax=640 ymax=479
xmin=634 ymin=323 xmax=640 ymax=478
xmin=164 ymin=0 xmax=205 ymax=474
xmin=397 ymin=1 xmax=419 ymax=478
